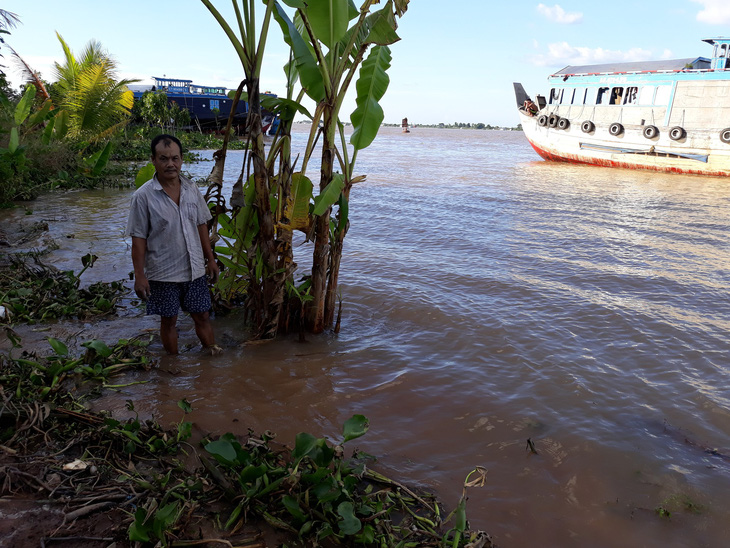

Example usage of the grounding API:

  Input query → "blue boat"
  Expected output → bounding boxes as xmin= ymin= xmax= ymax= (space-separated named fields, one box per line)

xmin=131 ymin=76 xmax=279 ymax=135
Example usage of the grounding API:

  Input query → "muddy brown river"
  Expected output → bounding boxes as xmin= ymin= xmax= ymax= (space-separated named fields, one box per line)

xmin=3 ymin=125 xmax=730 ymax=547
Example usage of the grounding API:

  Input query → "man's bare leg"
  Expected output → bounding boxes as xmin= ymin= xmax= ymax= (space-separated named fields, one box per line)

xmin=160 ymin=316 xmax=179 ymax=354
xmin=191 ymin=311 xmax=217 ymax=351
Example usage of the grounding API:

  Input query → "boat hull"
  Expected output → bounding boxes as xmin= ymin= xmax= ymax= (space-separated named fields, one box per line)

xmin=517 ymin=109 xmax=730 ymax=177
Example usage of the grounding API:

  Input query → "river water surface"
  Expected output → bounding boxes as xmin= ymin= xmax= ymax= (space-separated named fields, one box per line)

xmin=5 ymin=126 xmax=730 ymax=547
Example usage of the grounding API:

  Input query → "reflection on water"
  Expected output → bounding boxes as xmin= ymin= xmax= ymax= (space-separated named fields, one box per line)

xmin=3 ymin=126 xmax=730 ymax=547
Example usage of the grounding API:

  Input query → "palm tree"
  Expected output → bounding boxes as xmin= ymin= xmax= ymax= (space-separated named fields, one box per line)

xmin=51 ymin=33 xmax=137 ymax=138
xmin=0 ymin=9 xmax=20 ymax=95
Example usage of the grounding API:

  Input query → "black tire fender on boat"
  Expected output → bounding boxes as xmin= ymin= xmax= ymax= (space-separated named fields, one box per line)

xmin=720 ymin=128 xmax=730 ymax=144
xmin=609 ymin=122 xmax=624 ymax=136
xmin=557 ymin=117 xmax=570 ymax=130
xmin=669 ymin=126 xmax=686 ymax=141
xmin=548 ymin=114 xmax=559 ymax=128
xmin=643 ymin=125 xmax=659 ymax=139
xmin=581 ymin=120 xmax=595 ymax=133
xmin=537 ymin=114 xmax=548 ymax=127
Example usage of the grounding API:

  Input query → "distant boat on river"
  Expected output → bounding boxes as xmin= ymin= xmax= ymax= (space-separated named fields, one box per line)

xmin=514 ymin=38 xmax=730 ymax=176
xmin=131 ymin=76 xmax=279 ymax=135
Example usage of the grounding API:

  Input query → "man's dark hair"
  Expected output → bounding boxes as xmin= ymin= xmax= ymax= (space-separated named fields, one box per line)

xmin=150 ymin=134 xmax=183 ymax=157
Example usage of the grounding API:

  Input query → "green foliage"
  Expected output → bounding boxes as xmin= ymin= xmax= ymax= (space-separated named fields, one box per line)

xmin=271 ymin=2 xmax=325 ymax=102
xmin=5 ymin=336 xmax=153 ymax=403
xmin=135 ymin=90 xmax=191 ymax=130
xmin=312 ymin=172 xmax=345 ymax=216
xmin=129 ymin=501 xmax=181 ymax=544
xmin=0 ymin=254 xmax=126 ymax=324
xmin=0 ymin=10 xmax=20 ymax=98
xmin=261 ymin=95 xmax=312 ymax=123
xmin=135 ymin=162 xmax=156 ymax=188
xmin=51 ymin=33 xmax=138 ymax=139
xmin=81 ymin=141 xmax=113 ymax=176
xmin=104 ymin=398 xmax=192 ymax=458
xmin=197 ymin=414 xmax=487 ymax=546
xmin=13 ymin=85 xmax=35 ymax=125
xmin=655 ymin=493 xmax=706 ymax=519
xmin=0 ymin=84 xmax=128 ymax=204
xmin=304 ymin=0 xmax=351 ymax=49
xmin=287 ymin=172 xmax=314 ymax=231
xmin=350 ymin=45 xmax=392 ymax=150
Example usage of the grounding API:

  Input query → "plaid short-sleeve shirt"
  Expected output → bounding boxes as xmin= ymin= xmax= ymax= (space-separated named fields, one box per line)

xmin=126 ymin=174 xmax=212 ymax=283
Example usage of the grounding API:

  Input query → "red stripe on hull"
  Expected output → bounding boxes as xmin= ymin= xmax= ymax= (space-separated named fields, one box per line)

xmin=526 ymin=140 xmax=730 ymax=177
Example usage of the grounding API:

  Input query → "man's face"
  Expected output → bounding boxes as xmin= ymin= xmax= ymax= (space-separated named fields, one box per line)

xmin=152 ymin=141 xmax=183 ymax=184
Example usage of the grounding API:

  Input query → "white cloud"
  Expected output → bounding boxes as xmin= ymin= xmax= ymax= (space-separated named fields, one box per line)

xmin=530 ymin=42 xmax=653 ymax=67
xmin=536 ymin=4 xmax=583 ymax=24
xmin=692 ymin=0 xmax=730 ymax=24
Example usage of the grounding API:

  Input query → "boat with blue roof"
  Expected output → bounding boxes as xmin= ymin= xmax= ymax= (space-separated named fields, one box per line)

xmin=131 ymin=76 xmax=279 ymax=135
xmin=514 ymin=38 xmax=730 ymax=176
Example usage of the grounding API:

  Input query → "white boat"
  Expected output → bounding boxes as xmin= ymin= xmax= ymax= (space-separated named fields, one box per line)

xmin=514 ymin=38 xmax=730 ymax=177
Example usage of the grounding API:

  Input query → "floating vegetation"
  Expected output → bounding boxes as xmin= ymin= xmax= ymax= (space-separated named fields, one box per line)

xmin=0 ymin=253 xmax=126 ymax=324
xmin=199 ymin=421 xmax=493 ymax=547
xmin=656 ymin=493 xmax=706 ymax=518
xmin=5 ymin=336 xmax=154 ymax=403
xmin=0 ymin=338 xmax=495 ymax=547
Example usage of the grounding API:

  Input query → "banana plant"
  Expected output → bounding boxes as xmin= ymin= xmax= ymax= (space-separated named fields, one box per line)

xmin=272 ymin=0 xmax=409 ymax=332
xmin=1 ymin=85 xmax=62 ymax=177
xmin=202 ymin=0 xmax=408 ymax=337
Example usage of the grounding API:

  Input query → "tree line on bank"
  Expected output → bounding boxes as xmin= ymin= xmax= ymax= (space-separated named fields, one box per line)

xmin=382 ymin=122 xmax=523 ymax=130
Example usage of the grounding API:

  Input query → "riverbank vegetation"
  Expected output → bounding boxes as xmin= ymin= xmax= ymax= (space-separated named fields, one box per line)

xmin=0 ymin=335 xmax=493 ymax=546
xmin=0 ymin=13 xmax=245 ymax=206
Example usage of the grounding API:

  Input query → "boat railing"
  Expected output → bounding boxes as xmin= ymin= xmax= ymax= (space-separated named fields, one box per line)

xmin=553 ymin=67 xmax=726 ymax=78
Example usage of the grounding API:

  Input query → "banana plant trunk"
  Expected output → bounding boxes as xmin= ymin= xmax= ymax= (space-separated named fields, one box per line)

xmin=276 ymin=126 xmax=296 ymax=333
xmin=247 ymin=77 xmax=282 ymax=338
xmin=307 ymin=105 xmax=337 ymax=333
xmin=325 ymin=187 xmax=350 ymax=327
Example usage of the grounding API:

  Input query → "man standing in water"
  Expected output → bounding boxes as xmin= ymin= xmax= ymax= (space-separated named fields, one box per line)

xmin=127 ymin=134 xmax=221 ymax=355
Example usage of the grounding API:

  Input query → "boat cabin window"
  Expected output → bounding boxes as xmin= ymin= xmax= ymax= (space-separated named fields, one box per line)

xmin=638 ymin=86 xmax=655 ymax=105
xmin=623 ymin=87 xmax=638 ymax=105
xmin=585 ymin=87 xmax=598 ymax=105
xmin=210 ymin=99 xmax=220 ymax=111
xmin=549 ymin=88 xmax=563 ymax=104
xmin=572 ymin=87 xmax=587 ymax=105
xmin=596 ymin=87 xmax=610 ymax=104
xmin=654 ymin=85 xmax=671 ymax=106
xmin=719 ymin=44 xmax=729 ymax=69
xmin=610 ymin=87 xmax=623 ymax=105
xmin=561 ymin=88 xmax=574 ymax=104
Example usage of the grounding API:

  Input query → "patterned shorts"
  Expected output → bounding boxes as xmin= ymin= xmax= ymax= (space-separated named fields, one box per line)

xmin=147 ymin=276 xmax=212 ymax=318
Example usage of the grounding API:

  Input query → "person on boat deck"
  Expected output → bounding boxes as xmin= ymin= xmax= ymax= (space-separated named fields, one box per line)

xmin=611 ymin=88 xmax=623 ymax=105
xmin=523 ymin=100 xmax=538 ymax=116
xmin=126 ymin=134 xmax=221 ymax=355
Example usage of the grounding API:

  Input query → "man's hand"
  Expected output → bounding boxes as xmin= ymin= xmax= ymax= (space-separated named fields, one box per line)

xmin=131 ymin=237 xmax=150 ymax=299
xmin=206 ymin=260 xmax=220 ymax=284
xmin=134 ymin=275 xmax=151 ymax=300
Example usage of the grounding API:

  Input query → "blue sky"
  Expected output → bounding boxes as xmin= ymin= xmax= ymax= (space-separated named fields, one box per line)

xmin=2 ymin=1 xmax=730 ymax=126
